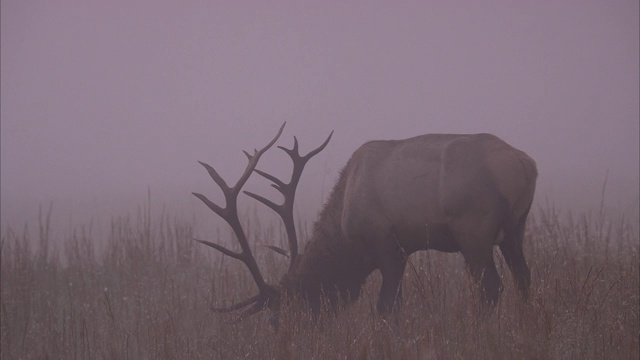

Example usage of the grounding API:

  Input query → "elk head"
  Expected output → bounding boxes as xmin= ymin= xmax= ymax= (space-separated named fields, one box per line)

xmin=193 ymin=122 xmax=332 ymax=322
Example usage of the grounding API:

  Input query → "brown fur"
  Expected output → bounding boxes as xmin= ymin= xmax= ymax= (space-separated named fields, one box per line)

xmin=281 ymin=133 xmax=537 ymax=314
xmin=195 ymin=126 xmax=537 ymax=321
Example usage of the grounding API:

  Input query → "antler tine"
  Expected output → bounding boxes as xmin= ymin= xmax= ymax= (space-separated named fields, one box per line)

xmin=245 ymin=130 xmax=334 ymax=272
xmin=282 ymin=130 xmax=333 ymax=164
xmin=193 ymin=238 xmax=243 ymax=261
xmin=210 ymin=295 xmax=262 ymax=313
xmin=193 ymin=122 xmax=286 ymax=303
xmin=233 ymin=300 xmax=269 ymax=323
xmin=233 ymin=122 xmax=286 ymax=196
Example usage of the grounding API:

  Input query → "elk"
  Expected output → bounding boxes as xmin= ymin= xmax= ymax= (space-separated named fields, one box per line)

xmin=193 ymin=123 xmax=537 ymax=321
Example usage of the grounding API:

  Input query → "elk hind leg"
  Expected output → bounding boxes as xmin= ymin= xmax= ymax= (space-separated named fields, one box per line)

xmin=451 ymin=216 xmax=503 ymax=310
xmin=465 ymin=250 xmax=501 ymax=311
xmin=499 ymin=213 xmax=531 ymax=301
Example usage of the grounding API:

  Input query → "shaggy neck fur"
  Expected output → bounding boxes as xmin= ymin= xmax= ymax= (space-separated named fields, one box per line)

xmin=281 ymin=165 xmax=374 ymax=313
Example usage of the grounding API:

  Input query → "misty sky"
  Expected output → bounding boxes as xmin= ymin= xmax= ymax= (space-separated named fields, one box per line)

xmin=1 ymin=1 xmax=638 ymax=230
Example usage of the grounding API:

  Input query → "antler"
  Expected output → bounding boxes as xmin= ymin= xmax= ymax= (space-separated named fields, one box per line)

xmin=193 ymin=122 xmax=285 ymax=317
xmin=244 ymin=130 xmax=333 ymax=272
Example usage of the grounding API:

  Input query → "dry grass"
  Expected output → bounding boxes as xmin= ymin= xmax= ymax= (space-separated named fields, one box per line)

xmin=1 ymin=201 xmax=638 ymax=359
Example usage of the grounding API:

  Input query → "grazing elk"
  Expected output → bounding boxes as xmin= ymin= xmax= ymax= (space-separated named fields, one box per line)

xmin=193 ymin=122 xmax=537 ymax=321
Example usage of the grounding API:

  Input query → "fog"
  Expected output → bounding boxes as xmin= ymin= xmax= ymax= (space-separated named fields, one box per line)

xmin=2 ymin=1 xmax=638 ymax=234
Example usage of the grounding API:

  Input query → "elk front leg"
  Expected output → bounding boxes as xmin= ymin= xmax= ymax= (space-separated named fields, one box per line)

xmin=375 ymin=232 xmax=408 ymax=315
xmin=377 ymin=258 xmax=407 ymax=315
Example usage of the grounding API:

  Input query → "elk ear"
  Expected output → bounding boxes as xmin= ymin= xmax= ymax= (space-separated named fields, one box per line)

xmin=263 ymin=244 xmax=290 ymax=258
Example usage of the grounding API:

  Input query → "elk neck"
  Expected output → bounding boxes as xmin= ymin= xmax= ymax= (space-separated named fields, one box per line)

xmin=280 ymin=166 xmax=375 ymax=312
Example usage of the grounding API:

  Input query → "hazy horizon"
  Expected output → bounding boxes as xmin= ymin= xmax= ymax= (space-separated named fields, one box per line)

xmin=2 ymin=1 xmax=638 ymax=233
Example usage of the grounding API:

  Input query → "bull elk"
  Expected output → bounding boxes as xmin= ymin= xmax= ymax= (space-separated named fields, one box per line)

xmin=193 ymin=122 xmax=537 ymax=321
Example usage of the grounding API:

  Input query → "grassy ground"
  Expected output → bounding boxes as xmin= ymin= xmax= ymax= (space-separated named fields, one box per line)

xmin=1 ymin=202 xmax=638 ymax=359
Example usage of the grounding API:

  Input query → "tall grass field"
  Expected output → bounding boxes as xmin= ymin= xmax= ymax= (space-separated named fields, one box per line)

xmin=1 ymin=199 xmax=638 ymax=359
